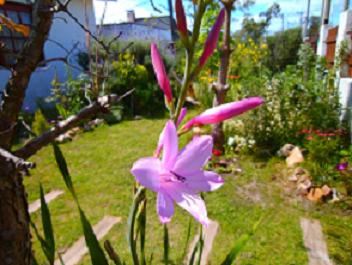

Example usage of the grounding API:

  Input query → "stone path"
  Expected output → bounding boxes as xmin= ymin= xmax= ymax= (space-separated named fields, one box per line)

xmin=29 ymin=190 xmax=64 ymax=214
xmin=54 ymin=216 xmax=121 ymax=265
xmin=187 ymin=220 xmax=219 ymax=265
xmin=300 ymin=218 xmax=333 ymax=265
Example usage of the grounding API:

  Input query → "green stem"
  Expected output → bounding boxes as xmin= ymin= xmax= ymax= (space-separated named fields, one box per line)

xmin=128 ymin=186 xmax=145 ymax=265
xmin=174 ymin=1 xmax=207 ymax=123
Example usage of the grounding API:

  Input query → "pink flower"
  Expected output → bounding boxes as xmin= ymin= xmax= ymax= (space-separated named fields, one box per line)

xmin=175 ymin=0 xmax=187 ymax=38
xmin=336 ymin=162 xmax=348 ymax=171
xmin=199 ymin=9 xmax=225 ymax=68
xmin=151 ymin=43 xmax=173 ymax=103
xmin=183 ymin=97 xmax=264 ymax=130
xmin=131 ymin=121 xmax=224 ymax=225
xmin=155 ymin=108 xmax=187 ymax=157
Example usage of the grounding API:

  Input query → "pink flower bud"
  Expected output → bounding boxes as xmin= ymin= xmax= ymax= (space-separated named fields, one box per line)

xmin=151 ymin=43 xmax=173 ymax=103
xmin=175 ymin=0 xmax=188 ymax=38
xmin=176 ymin=107 xmax=187 ymax=127
xmin=199 ymin=9 xmax=225 ymax=68
xmin=183 ymin=97 xmax=264 ymax=130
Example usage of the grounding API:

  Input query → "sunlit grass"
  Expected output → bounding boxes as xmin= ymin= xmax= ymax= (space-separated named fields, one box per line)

xmin=26 ymin=118 xmax=352 ymax=264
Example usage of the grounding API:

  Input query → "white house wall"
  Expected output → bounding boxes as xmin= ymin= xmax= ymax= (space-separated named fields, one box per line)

xmin=101 ymin=23 xmax=171 ymax=43
xmin=0 ymin=0 xmax=96 ymax=111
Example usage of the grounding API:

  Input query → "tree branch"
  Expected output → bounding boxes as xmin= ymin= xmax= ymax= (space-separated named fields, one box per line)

xmin=0 ymin=148 xmax=35 ymax=176
xmin=14 ymin=89 xmax=134 ymax=159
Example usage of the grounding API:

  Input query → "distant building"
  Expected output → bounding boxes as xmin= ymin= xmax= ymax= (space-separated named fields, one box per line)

xmin=0 ymin=0 xmax=96 ymax=110
xmin=99 ymin=10 xmax=177 ymax=53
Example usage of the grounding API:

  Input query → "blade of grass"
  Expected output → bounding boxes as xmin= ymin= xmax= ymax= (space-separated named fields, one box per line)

xmin=220 ymin=216 xmax=263 ymax=265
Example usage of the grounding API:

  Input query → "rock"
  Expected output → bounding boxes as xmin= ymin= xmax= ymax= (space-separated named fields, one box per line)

xmin=288 ymin=174 xmax=299 ymax=182
xmin=289 ymin=168 xmax=308 ymax=182
xmin=134 ymin=115 xmax=143 ymax=120
xmin=329 ymin=188 xmax=340 ymax=203
xmin=286 ymin=147 xmax=304 ymax=167
xmin=306 ymin=185 xmax=332 ymax=202
xmin=297 ymin=179 xmax=312 ymax=195
xmin=277 ymin=144 xmax=295 ymax=157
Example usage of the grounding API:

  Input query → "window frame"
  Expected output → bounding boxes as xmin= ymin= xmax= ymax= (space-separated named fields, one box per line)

xmin=0 ymin=2 xmax=32 ymax=67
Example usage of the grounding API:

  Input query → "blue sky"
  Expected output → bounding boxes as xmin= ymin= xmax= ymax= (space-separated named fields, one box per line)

xmin=93 ymin=0 xmax=348 ymax=33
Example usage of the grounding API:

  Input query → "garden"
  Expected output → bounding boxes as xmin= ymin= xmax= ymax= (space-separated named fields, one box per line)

xmin=1 ymin=0 xmax=352 ymax=265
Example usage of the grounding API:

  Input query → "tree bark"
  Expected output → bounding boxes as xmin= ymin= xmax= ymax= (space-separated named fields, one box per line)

xmin=0 ymin=0 xmax=54 ymax=150
xmin=0 ymin=0 xmax=54 ymax=263
xmin=0 ymin=157 xmax=31 ymax=265
xmin=212 ymin=1 xmax=233 ymax=152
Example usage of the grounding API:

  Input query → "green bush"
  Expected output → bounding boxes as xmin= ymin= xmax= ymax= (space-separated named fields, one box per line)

xmin=227 ymin=44 xmax=341 ymax=154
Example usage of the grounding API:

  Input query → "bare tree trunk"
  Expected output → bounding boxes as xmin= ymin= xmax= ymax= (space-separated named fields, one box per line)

xmin=0 ymin=0 xmax=54 ymax=150
xmin=0 ymin=158 xmax=31 ymax=265
xmin=212 ymin=1 xmax=233 ymax=152
xmin=0 ymin=0 xmax=54 ymax=263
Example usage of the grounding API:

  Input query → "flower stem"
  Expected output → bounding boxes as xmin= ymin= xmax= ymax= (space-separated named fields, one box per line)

xmin=163 ymin=224 xmax=170 ymax=265
xmin=127 ymin=186 xmax=145 ymax=265
xmin=174 ymin=0 xmax=207 ymax=123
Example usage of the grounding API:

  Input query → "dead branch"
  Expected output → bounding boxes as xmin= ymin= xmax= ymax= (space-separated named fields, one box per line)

xmin=55 ymin=0 xmax=118 ymax=53
xmin=149 ymin=0 xmax=163 ymax=13
xmin=0 ymin=148 xmax=35 ymax=176
xmin=14 ymin=89 xmax=134 ymax=159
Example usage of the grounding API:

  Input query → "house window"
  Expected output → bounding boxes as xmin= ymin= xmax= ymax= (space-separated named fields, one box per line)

xmin=0 ymin=2 xmax=32 ymax=67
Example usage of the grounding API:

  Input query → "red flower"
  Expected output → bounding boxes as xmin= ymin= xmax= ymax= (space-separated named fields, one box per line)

xmin=212 ymin=149 xmax=222 ymax=157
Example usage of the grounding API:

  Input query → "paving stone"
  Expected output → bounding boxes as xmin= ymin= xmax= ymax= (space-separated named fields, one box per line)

xmin=29 ymin=190 xmax=64 ymax=214
xmin=300 ymin=218 xmax=333 ymax=265
xmin=54 ymin=216 xmax=121 ymax=265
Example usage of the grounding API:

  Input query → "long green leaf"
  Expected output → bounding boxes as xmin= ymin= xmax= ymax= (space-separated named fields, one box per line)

xmin=220 ymin=216 xmax=263 ymax=265
xmin=40 ymin=183 xmax=56 ymax=264
xmin=52 ymin=144 xmax=77 ymax=200
xmin=196 ymin=227 xmax=204 ymax=265
xmin=127 ymin=186 xmax=144 ymax=265
xmin=52 ymin=144 xmax=108 ymax=265
xmin=78 ymin=207 xmax=109 ymax=265
xmin=188 ymin=239 xmax=199 ymax=265
xmin=138 ymin=198 xmax=147 ymax=265
xmin=30 ymin=216 xmax=54 ymax=265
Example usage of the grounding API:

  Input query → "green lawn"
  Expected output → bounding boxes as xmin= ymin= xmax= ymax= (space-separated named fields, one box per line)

xmin=26 ymin=117 xmax=352 ymax=264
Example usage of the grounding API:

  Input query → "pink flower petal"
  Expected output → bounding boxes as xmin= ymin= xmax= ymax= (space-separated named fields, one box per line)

xmin=131 ymin=157 xmax=161 ymax=192
xmin=184 ymin=97 xmax=264 ymax=129
xmin=199 ymin=9 xmax=225 ymax=68
xmin=176 ymin=107 xmax=187 ymax=127
xmin=162 ymin=121 xmax=178 ymax=170
xmin=151 ymin=43 xmax=173 ymax=102
xmin=163 ymin=182 xmax=209 ymax=226
xmin=173 ymin=135 xmax=213 ymax=176
xmin=186 ymin=170 xmax=224 ymax=192
xmin=157 ymin=192 xmax=174 ymax=223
